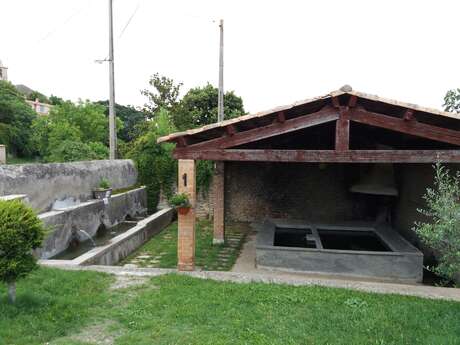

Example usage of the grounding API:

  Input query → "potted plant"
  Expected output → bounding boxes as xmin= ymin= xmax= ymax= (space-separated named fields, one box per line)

xmin=168 ymin=193 xmax=191 ymax=215
xmin=93 ymin=178 xmax=112 ymax=200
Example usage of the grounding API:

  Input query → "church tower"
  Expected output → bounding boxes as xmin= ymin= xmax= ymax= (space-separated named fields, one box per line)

xmin=0 ymin=59 xmax=8 ymax=81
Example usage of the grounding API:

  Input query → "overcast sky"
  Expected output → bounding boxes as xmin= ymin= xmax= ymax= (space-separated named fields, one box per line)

xmin=1 ymin=0 xmax=459 ymax=113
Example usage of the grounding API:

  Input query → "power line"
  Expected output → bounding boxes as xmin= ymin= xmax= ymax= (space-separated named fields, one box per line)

xmin=118 ymin=0 xmax=141 ymax=40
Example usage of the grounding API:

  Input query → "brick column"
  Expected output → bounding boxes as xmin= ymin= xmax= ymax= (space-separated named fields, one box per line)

xmin=177 ymin=159 xmax=196 ymax=271
xmin=0 ymin=145 xmax=5 ymax=164
xmin=213 ymin=161 xmax=225 ymax=244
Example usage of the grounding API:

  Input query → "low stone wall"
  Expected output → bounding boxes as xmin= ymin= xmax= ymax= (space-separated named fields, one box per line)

xmin=0 ymin=159 xmax=137 ymax=213
xmin=37 ymin=187 xmax=147 ymax=259
xmin=73 ymin=208 xmax=175 ymax=266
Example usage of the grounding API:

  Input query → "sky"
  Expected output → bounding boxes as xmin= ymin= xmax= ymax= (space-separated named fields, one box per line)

xmin=1 ymin=0 xmax=459 ymax=114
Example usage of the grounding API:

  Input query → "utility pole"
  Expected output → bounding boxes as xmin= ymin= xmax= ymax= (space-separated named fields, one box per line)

xmin=108 ymin=0 xmax=117 ymax=159
xmin=217 ymin=19 xmax=224 ymax=122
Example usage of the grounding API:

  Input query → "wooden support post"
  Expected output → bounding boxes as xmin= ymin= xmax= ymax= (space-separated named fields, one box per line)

xmin=335 ymin=109 xmax=350 ymax=151
xmin=177 ymin=159 xmax=196 ymax=271
xmin=212 ymin=161 xmax=225 ymax=244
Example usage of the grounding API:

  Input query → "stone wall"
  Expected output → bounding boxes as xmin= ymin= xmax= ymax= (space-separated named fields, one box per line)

xmin=224 ymin=162 xmax=358 ymax=223
xmin=37 ymin=187 xmax=147 ymax=259
xmin=0 ymin=160 xmax=137 ymax=213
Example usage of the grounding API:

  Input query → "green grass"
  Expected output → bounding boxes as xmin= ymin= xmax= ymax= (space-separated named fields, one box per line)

xmin=0 ymin=268 xmax=113 ymax=345
xmin=1 ymin=268 xmax=460 ymax=345
xmin=121 ymin=219 xmax=250 ymax=271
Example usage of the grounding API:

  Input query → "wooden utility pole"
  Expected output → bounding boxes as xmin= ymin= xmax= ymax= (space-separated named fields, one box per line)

xmin=217 ymin=19 xmax=224 ymax=122
xmin=108 ymin=0 xmax=117 ymax=159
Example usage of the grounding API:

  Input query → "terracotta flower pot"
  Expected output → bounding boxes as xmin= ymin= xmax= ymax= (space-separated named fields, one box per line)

xmin=177 ymin=206 xmax=190 ymax=215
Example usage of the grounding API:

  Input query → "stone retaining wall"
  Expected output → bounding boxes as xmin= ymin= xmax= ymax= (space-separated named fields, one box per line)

xmin=0 ymin=160 xmax=137 ymax=213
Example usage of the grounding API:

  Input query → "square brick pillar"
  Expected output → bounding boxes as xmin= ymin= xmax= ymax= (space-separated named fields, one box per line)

xmin=213 ymin=161 xmax=225 ymax=244
xmin=177 ymin=159 xmax=196 ymax=271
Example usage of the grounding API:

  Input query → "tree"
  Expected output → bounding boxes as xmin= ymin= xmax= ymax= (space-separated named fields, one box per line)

xmin=0 ymin=200 xmax=45 ymax=303
xmin=96 ymin=101 xmax=146 ymax=142
xmin=128 ymin=108 xmax=177 ymax=211
xmin=413 ymin=163 xmax=460 ymax=281
xmin=32 ymin=100 xmax=120 ymax=162
xmin=47 ymin=140 xmax=108 ymax=162
xmin=141 ymin=73 xmax=183 ymax=118
xmin=171 ymin=83 xmax=245 ymax=130
xmin=49 ymin=94 xmax=64 ymax=106
xmin=0 ymin=80 xmax=37 ymax=156
xmin=27 ymin=90 xmax=49 ymax=104
xmin=444 ymin=88 xmax=460 ymax=113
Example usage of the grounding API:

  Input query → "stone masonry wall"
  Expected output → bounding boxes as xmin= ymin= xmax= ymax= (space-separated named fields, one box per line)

xmin=224 ymin=162 xmax=357 ymax=223
xmin=0 ymin=159 xmax=137 ymax=213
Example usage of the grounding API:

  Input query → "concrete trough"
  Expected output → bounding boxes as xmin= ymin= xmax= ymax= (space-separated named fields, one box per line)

xmin=256 ymin=219 xmax=423 ymax=283
xmin=67 ymin=208 xmax=174 ymax=266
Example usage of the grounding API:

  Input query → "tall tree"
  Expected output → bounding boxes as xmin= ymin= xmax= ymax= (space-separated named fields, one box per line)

xmin=96 ymin=101 xmax=146 ymax=142
xmin=0 ymin=80 xmax=37 ymax=156
xmin=171 ymin=83 xmax=245 ymax=130
xmin=141 ymin=73 xmax=183 ymax=118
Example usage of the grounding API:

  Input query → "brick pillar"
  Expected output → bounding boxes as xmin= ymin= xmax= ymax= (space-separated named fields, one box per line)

xmin=177 ymin=159 xmax=196 ymax=271
xmin=213 ymin=161 xmax=225 ymax=244
xmin=0 ymin=145 xmax=5 ymax=164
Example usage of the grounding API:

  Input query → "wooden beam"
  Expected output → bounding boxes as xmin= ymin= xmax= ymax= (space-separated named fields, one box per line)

xmin=331 ymin=96 xmax=340 ymax=108
xmin=175 ymin=136 xmax=188 ymax=147
xmin=276 ymin=111 xmax=286 ymax=123
xmin=350 ymin=108 xmax=460 ymax=146
xmin=335 ymin=108 xmax=350 ymax=151
xmin=403 ymin=109 xmax=415 ymax=121
xmin=225 ymin=124 xmax=237 ymax=136
xmin=173 ymin=149 xmax=460 ymax=163
xmin=184 ymin=106 xmax=339 ymax=150
xmin=348 ymin=95 xmax=358 ymax=108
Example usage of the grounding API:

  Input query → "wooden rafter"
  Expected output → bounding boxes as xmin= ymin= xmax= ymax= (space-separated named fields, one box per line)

xmin=350 ymin=109 xmax=460 ymax=146
xmin=173 ymin=149 xmax=460 ymax=163
xmin=183 ymin=106 xmax=339 ymax=150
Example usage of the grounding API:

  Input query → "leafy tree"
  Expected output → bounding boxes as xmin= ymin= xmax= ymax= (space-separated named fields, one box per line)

xmin=27 ymin=90 xmax=49 ymax=104
xmin=0 ymin=80 xmax=37 ymax=156
xmin=413 ymin=163 xmax=460 ymax=281
xmin=171 ymin=83 xmax=245 ymax=130
xmin=49 ymin=101 xmax=112 ymax=144
xmin=49 ymin=94 xmax=64 ymax=106
xmin=96 ymin=101 xmax=146 ymax=142
xmin=0 ymin=200 xmax=45 ymax=303
xmin=32 ymin=100 xmax=119 ymax=162
xmin=128 ymin=108 xmax=177 ymax=211
xmin=444 ymin=88 xmax=460 ymax=113
xmin=141 ymin=73 xmax=183 ymax=118
xmin=46 ymin=140 xmax=108 ymax=162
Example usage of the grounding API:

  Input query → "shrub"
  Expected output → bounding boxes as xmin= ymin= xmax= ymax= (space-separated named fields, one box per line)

xmin=99 ymin=178 xmax=111 ymax=189
xmin=413 ymin=163 xmax=460 ymax=281
xmin=168 ymin=193 xmax=190 ymax=208
xmin=0 ymin=200 xmax=45 ymax=303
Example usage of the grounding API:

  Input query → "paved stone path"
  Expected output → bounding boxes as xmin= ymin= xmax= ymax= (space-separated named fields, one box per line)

xmin=41 ymin=260 xmax=460 ymax=302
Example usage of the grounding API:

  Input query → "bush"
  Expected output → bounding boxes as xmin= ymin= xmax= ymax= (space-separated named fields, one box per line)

xmin=413 ymin=163 xmax=460 ymax=281
xmin=0 ymin=200 xmax=45 ymax=303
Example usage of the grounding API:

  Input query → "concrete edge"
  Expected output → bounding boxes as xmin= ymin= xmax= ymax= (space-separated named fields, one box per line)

xmin=38 ymin=262 xmax=460 ymax=302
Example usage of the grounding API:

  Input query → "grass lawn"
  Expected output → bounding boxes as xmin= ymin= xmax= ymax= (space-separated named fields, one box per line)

xmin=1 ymin=267 xmax=459 ymax=345
xmin=120 ymin=218 xmax=250 ymax=271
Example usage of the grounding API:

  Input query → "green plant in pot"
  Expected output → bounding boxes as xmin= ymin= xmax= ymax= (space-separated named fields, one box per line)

xmin=168 ymin=193 xmax=191 ymax=215
xmin=93 ymin=178 xmax=112 ymax=199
